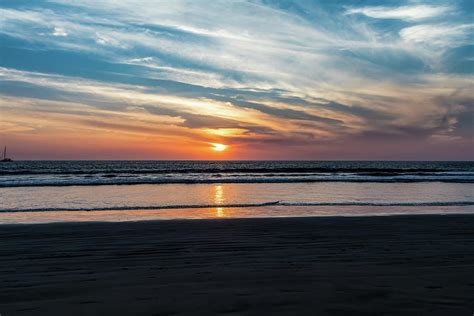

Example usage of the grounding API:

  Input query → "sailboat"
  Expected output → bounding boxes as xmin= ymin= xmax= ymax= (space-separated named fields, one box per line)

xmin=1 ymin=146 xmax=12 ymax=162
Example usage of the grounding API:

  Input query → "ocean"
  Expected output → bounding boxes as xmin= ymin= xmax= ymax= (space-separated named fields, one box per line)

xmin=1 ymin=161 xmax=473 ymax=223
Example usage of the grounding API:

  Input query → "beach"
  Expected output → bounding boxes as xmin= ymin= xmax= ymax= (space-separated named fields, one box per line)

xmin=3 ymin=0 xmax=474 ymax=313
xmin=1 ymin=214 xmax=473 ymax=315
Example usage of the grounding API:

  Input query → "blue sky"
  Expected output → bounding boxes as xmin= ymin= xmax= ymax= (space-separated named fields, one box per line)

xmin=0 ymin=0 xmax=473 ymax=159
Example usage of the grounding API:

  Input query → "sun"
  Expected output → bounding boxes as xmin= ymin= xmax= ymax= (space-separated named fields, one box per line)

xmin=212 ymin=143 xmax=227 ymax=152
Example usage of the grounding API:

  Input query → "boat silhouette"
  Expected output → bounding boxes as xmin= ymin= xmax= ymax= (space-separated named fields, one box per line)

xmin=1 ymin=146 xmax=12 ymax=162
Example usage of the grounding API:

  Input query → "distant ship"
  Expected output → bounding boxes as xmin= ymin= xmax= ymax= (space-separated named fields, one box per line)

xmin=1 ymin=146 xmax=12 ymax=162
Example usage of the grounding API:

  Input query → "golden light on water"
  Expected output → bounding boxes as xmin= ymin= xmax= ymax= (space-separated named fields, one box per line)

xmin=214 ymin=185 xmax=225 ymax=217
xmin=212 ymin=143 xmax=227 ymax=152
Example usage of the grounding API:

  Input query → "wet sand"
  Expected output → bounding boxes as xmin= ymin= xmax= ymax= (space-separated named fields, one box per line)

xmin=1 ymin=214 xmax=473 ymax=315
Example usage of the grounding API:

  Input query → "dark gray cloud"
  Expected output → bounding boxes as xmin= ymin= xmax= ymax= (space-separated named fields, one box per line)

xmin=143 ymin=105 xmax=275 ymax=135
xmin=208 ymin=95 xmax=343 ymax=125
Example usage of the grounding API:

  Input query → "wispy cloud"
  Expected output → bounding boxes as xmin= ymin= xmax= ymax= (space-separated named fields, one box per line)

xmin=345 ymin=4 xmax=452 ymax=21
xmin=52 ymin=27 xmax=68 ymax=37
xmin=400 ymin=23 xmax=474 ymax=48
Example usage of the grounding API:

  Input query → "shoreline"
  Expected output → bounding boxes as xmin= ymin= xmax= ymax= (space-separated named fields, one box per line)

xmin=1 ymin=214 xmax=473 ymax=315
xmin=2 ymin=211 xmax=474 ymax=225
xmin=0 ymin=205 xmax=473 ymax=225
xmin=2 ymin=200 xmax=474 ymax=213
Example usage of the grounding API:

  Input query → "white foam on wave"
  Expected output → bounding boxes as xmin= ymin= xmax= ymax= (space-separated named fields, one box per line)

xmin=1 ymin=201 xmax=473 ymax=213
xmin=1 ymin=174 xmax=473 ymax=187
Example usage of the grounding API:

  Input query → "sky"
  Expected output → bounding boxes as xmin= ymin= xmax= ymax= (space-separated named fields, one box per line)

xmin=0 ymin=0 xmax=473 ymax=160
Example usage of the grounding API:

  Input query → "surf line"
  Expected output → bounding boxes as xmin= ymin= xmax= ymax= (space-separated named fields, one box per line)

xmin=1 ymin=201 xmax=474 ymax=213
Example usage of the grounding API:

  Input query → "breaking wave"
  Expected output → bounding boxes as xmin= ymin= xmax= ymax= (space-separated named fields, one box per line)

xmin=1 ymin=201 xmax=473 ymax=213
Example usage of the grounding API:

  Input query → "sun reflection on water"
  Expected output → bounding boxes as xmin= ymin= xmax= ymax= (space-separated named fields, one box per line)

xmin=214 ymin=185 xmax=225 ymax=217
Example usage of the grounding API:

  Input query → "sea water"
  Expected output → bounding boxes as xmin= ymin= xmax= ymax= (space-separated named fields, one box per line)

xmin=1 ymin=161 xmax=472 ymax=223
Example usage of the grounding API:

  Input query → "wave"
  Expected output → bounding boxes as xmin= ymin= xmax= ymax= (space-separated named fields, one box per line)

xmin=1 ymin=201 xmax=473 ymax=213
xmin=2 ymin=167 xmax=473 ymax=176
xmin=1 ymin=177 xmax=473 ymax=187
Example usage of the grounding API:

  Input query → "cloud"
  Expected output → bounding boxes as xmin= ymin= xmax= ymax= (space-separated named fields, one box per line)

xmin=52 ymin=27 xmax=67 ymax=37
xmin=209 ymin=96 xmax=343 ymax=125
xmin=128 ymin=57 xmax=154 ymax=63
xmin=345 ymin=5 xmax=452 ymax=21
xmin=400 ymin=24 xmax=474 ymax=48
xmin=0 ymin=2 xmax=411 ymax=93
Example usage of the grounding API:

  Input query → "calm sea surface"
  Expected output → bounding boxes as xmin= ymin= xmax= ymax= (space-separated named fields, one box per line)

xmin=1 ymin=161 xmax=473 ymax=223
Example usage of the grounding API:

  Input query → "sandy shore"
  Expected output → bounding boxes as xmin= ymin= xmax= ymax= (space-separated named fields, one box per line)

xmin=1 ymin=215 xmax=473 ymax=315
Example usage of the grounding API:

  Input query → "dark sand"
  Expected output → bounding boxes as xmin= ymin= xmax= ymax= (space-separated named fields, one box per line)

xmin=1 ymin=215 xmax=474 ymax=315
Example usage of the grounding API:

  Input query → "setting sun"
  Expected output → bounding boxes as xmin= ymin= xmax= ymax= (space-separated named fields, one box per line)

xmin=212 ymin=143 xmax=227 ymax=152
